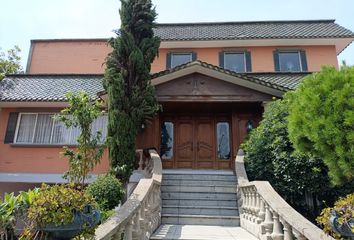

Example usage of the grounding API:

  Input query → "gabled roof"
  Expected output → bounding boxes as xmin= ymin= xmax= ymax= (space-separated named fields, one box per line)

xmin=152 ymin=61 xmax=309 ymax=93
xmin=0 ymin=62 xmax=310 ymax=103
xmin=155 ymin=20 xmax=354 ymax=41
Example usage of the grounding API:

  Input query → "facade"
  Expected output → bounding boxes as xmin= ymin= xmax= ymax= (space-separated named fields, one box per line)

xmin=0 ymin=19 xmax=353 ymax=196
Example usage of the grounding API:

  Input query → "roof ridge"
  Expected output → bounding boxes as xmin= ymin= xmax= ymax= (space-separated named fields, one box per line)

xmin=156 ymin=19 xmax=336 ymax=26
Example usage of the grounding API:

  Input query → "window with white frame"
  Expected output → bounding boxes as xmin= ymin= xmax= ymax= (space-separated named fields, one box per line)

xmin=170 ymin=53 xmax=193 ymax=68
xmin=223 ymin=52 xmax=247 ymax=72
xmin=14 ymin=113 xmax=107 ymax=144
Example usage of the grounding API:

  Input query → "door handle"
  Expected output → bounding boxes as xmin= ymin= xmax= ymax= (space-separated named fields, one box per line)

xmin=197 ymin=142 xmax=200 ymax=151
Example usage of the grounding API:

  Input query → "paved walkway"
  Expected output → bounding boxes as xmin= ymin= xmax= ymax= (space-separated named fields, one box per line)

xmin=150 ymin=224 xmax=258 ymax=240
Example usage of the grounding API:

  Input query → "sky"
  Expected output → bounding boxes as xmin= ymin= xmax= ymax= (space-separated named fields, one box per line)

xmin=1 ymin=0 xmax=354 ymax=69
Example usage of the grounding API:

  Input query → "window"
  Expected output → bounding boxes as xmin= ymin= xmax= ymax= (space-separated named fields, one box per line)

xmin=14 ymin=113 xmax=107 ymax=145
xmin=160 ymin=122 xmax=174 ymax=159
xmin=274 ymin=50 xmax=308 ymax=72
xmin=167 ymin=52 xmax=196 ymax=69
xmin=216 ymin=122 xmax=231 ymax=160
xmin=220 ymin=52 xmax=251 ymax=73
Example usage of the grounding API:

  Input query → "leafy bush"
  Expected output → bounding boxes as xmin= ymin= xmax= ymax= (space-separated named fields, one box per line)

xmin=86 ymin=174 xmax=125 ymax=210
xmin=287 ymin=66 xmax=354 ymax=185
xmin=0 ymin=188 xmax=40 ymax=238
xmin=242 ymin=99 xmax=331 ymax=217
xmin=27 ymin=184 xmax=97 ymax=228
xmin=317 ymin=193 xmax=354 ymax=239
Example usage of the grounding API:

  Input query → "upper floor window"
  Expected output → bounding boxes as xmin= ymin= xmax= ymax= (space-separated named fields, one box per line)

xmin=219 ymin=51 xmax=252 ymax=73
xmin=274 ymin=50 xmax=308 ymax=72
xmin=12 ymin=113 xmax=107 ymax=145
xmin=167 ymin=52 xmax=197 ymax=69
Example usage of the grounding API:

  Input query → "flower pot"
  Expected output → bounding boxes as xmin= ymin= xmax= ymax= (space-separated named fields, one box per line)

xmin=41 ymin=205 xmax=100 ymax=240
xmin=329 ymin=210 xmax=354 ymax=238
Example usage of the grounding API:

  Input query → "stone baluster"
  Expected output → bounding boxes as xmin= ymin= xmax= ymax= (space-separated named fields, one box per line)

xmin=245 ymin=188 xmax=251 ymax=220
xmin=112 ymin=227 xmax=124 ymax=240
xmin=139 ymin=202 xmax=146 ymax=239
xmin=279 ymin=217 xmax=294 ymax=240
xmin=136 ymin=149 xmax=144 ymax=170
xmin=124 ymin=217 xmax=133 ymax=240
xmin=271 ymin=211 xmax=284 ymax=240
xmin=134 ymin=210 xmax=141 ymax=237
xmin=253 ymin=190 xmax=260 ymax=223
xmin=250 ymin=189 xmax=256 ymax=221
xmin=257 ymin=195 xmax=265 ymax=224
xmin=293 ymin=229 xmax=306 ymax=240
xmin=261 ymin=203 xmax=273 ymax=238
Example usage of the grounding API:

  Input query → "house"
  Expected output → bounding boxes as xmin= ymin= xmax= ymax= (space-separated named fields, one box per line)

xmin=0 ymin=19 xmax=353 ymax=198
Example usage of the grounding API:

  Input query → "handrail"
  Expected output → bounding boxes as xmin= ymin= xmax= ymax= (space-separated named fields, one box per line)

xmin=95 ymin=149 xmax=162 ymax=240
xmin=235 ymin=149 xmax=333 ymax=240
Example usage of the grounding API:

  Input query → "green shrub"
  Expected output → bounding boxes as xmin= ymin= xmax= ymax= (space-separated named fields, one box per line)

xmin=287 ymin=66 xmax=354 ymax=185
xmin=242 ymin=99 xmax=331 ymax=219
xmin=86 ymin=174 xmax=125 ymax=210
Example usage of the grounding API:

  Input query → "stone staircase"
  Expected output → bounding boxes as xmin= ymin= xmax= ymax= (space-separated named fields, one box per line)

xmin=160 ymin=170 xmax=240 ymax=226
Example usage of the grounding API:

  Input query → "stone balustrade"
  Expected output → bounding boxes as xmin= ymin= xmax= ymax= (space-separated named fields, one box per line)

xmin=235 ymin=149 xmax=333 ymax=240
xmin=95 ymin=149 xmax=162 ymax=240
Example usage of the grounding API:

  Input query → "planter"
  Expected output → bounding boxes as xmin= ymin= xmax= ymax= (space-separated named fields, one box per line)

xmin=329 ymin=210 xmax=354 ymax=238
xmin=41 ymin=205 xmax=100 ymax=240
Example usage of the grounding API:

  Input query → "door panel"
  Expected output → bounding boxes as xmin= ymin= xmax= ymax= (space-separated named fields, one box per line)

xmin=195 ymin=120 xmax=215 ymax=169
xmin=176 ymin=120 xmax=194 ymax=168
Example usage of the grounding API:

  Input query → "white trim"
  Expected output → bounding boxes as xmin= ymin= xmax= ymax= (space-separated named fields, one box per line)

xmin=160 ymin=38 xmax=354 ymax=55
xmin=0 ymin=172 xmax=97 ymax=183
xmin=0 ymin=102 xmax=69 ymax=108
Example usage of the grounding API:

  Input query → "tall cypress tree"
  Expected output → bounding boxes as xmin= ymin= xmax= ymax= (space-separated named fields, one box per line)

xmin=104 ymin=0 xmax=160 ymax=182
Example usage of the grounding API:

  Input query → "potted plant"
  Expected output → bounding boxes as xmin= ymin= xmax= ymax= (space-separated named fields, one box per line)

xmin=317 ymin=193 xmax=354 ymax=239
xmin=21 ymin=91 xmax=105 ymax=239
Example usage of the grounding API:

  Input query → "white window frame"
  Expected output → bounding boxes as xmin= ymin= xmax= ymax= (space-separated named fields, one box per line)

xmin=13 ymin=112 xmax=107 ymax=145
xmin=223 ymin=52 xmax=247 ymax=72
xmin=171 ymin=52 xmax=193 ymax=68
xmin=278 ymin=50 xmax=303 ymax=72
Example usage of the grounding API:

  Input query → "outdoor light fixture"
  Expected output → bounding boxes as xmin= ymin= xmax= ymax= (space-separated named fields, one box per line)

xmin=246 ymin=120 xmax=253 ymax=133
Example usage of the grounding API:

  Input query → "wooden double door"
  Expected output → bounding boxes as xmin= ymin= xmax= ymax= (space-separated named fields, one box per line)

xmin=161 ymin=115 xmax=232 ymax=169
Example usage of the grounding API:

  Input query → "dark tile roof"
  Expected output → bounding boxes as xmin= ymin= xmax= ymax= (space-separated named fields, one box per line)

xmin=0 ymin=65 xmax=310 ymax=102
xmin=155 ymin=20 xmax=354 ymax=41
xmin=0 ymin=74 xmax=104 ymax=102
xmin=152 ymin=60 xmax=309 ymax=91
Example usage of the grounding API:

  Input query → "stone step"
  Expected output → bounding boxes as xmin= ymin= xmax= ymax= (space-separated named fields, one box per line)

xmin=150 ymin=225 xmax=258 ymax=240
xmin=162 ymin=205 xmax=239 ymax=216
xmin=162 ymin=179 xmax=236 ymax=186
xmin=162 ymin=199 xmax=237 ymax=207
xmin=162 ymin=192 xmax=237 ymax=201
xmin=161 ymin=185 xmax=236 ymax=193
xmin=161 ymin=214 xmax=240 ymax=226
xmin=163 ymin=174 xmax=236 ymax=182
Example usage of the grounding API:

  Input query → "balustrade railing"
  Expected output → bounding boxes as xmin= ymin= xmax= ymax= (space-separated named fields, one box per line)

xmin=235 ymin=149 xmax=333 ymax=240
xmin=95 ymin=149 xmax=162 ymax=240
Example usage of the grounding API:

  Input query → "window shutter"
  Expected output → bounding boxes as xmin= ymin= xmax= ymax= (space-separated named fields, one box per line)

xmin=166 ymin=53 xmax=172 ymax=69
xmin=245 ymin=51 xmax=252 ymax=72
xmin=219 ymin=51 xmax=225 ymax=68
xmin=300 ymin=50 xmax=308 ymax=71
xmin=273 ymin=51 xmax=280 ymax=72
xmin=4 ymin=112 xmax=19 ymax=144
xmin=191 ymin=52 xmax=197 ymax=61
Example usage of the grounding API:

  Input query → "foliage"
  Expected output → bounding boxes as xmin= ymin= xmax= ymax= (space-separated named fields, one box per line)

xmin=23 ymin=184 xmax=97 ymax=238
xmin=0 ymin=188 xmax=40 ymax=238
xmin=317 ymin=193 xmax=354 ymax=239
xmin=242 ymin=99 xmax=331 ymax=213
xmin=86 ymin=174 xmax=125 ymax=210
xmin=104 ymin=0 xmax=160 ymax=182
xmin=0 ymin=45 xmax=23 ymax=81
xmin=287 ymin=66 xmax=354 ymax=185
xmin=56 ymin=91 xmax=105 ymax=187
